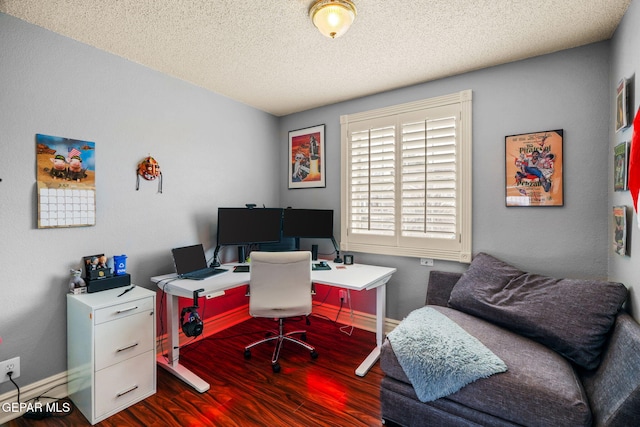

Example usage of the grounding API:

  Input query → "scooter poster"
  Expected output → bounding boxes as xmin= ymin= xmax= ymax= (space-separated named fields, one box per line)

xmin=505 ymin=129 xmax=563 ymax=207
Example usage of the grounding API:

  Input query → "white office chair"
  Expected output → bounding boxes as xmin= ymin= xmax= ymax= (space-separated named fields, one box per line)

xmin=243 ymin=251 xmax=318 ymax=373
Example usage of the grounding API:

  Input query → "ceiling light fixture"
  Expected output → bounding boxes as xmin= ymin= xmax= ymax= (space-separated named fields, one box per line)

xmin=309 ymin=0 xmax=357 ymax=39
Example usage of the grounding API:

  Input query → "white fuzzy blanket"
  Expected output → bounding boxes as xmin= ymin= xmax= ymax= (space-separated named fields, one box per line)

xmin=387 ymin=307 xmax=507 ymax=402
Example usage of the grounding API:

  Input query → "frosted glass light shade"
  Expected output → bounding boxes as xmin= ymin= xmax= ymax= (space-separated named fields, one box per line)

xmin=310 ymin=0 xmax=357 ymax=39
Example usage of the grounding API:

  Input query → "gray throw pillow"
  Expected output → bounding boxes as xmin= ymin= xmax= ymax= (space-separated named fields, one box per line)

xmin=448 ymin=253 xmax=628 ymax=370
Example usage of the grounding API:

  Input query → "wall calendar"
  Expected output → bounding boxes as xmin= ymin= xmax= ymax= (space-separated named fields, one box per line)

xmin=36 ymin=134 xmax=96 ymax=228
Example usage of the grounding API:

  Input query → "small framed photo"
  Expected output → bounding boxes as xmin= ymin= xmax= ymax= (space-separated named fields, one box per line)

xmin=505 ymin=129 xmax=564 ymax=207
xmin=616 ymin=78 xmax=629 ymax=133
xmin=614 ymin=141 xmax=629 ymax=191
xmin=613 ymin=206 xmax=628 ymax=256
xmin=288 ymin=124 xmax=325 ymax=189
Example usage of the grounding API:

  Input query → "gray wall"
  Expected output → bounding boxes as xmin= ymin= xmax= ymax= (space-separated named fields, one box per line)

xmin=0 ymin=14 xmax=280 ymax=393
xmin=279 ymin=42 xmax=613 ymax=321
xmin=609 ymin=0 xmax=640 ymax=317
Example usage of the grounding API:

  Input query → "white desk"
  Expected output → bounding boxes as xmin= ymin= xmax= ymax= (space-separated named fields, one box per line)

xmin=151 ymin=261 xmax=396 ymax=393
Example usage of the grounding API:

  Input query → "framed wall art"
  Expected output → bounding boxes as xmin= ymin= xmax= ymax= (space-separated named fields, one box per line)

xmin=614 ymin=141 xmax=629 ymax=191
xmin=505 ymin=129 xmax=563 ymax=207
xmin=612 ymin=205 xmax=628 ymax=256
xmin=288 ymin=124 xmax=325 ymax=189
xmin=616 ymin=78 xmax=630 ymax=133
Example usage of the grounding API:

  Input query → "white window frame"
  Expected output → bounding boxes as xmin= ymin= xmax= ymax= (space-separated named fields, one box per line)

xmin=340 ymin=90 xmax=472 ymax=263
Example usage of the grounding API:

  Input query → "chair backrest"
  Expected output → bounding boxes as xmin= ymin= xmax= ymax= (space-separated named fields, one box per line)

xmin=249 ymin=251 xmax=312 ymax=318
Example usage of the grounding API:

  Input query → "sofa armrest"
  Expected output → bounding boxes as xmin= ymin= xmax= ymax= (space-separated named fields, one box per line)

xmin=426 ymin=271 xmax=463 ymax=307
xmin=580 ymin=312 xmax=640 ymax=426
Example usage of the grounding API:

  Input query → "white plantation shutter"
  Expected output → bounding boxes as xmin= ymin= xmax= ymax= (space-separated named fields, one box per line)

xmin=340 ymin=91 xmax=472 ymax=262
xmin=349 ymin=122 xmax=396 ymax=240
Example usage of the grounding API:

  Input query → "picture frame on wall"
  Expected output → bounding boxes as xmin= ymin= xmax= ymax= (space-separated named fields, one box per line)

xmin=616 ymin=78 xmax=629 ymax=133
xmin=612 ymin=205 xmax=627 ymax=256
xmin=614 ymin=141 xmax=629 ymax=191
xmin=288 ymin=124 xmax=325 ymax=189
xmin=505 ymin=129 xmax=564 ymax=207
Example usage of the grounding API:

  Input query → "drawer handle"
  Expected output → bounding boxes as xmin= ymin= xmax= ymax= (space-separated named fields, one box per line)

xmin=116 ymin=342 xmax=139 ymax=352
xmin=116 ymin=385 xmax=139 ymax=398
xmin=115 ymin=306 xmax=138 ymax=314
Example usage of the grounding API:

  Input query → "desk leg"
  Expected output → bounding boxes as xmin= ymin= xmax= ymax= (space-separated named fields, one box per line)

xmin=355 ymin=284 xmax=386 ymax=377
xmin=156 ymin=294 xmax=210 ymax=393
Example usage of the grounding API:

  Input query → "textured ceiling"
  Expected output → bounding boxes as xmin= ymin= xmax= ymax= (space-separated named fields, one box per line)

xmin=0 ymin=0 xmax=632 ymax=116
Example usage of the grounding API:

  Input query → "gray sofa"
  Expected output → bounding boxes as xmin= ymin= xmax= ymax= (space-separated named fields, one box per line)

xmin=380 ymin=253 xmax=640 ymax=426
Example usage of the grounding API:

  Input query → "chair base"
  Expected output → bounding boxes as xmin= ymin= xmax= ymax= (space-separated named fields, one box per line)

xmin=244 ymin=318 xmax=318 ymax=372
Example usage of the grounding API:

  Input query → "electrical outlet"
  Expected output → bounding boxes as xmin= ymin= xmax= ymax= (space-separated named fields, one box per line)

xmin=339 ymin=289 xmax=348 ymax=301
xmin=1 ymin=357 xmax=20 ymax=383
xmin=420 ymin=258 xmax=434 ymax=266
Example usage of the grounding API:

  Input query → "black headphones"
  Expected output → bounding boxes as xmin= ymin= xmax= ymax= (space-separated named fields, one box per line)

xmin=181 ymin=288 xmax=204 ymax=337
xmin=181 ymin=306 xmax=203 ymax=337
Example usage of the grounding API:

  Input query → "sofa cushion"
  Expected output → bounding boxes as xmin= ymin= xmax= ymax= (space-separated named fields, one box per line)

xmin=381 ymin=306 xmax=593 ymax=426
xmin=448 ymin=253 xmax=627 ymax=369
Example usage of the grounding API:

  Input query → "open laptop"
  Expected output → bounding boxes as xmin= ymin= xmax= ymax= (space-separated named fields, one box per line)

xmin=171 ymin=244 xmax=227 ymax=280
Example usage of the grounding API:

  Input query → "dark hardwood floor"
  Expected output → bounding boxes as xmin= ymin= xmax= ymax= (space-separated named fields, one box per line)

xmin=9 ymin=316 xmax=384 ymax=427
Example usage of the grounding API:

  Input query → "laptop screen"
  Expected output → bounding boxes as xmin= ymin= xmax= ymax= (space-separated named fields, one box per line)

xmin=172 ymin=244 xmax=208 ymax=276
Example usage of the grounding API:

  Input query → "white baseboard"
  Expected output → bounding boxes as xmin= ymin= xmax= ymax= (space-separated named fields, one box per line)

xmin=0 ymin=303 xmax=398 ymax=425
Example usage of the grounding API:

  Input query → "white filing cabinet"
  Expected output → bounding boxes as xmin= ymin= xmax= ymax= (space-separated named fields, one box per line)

xmin=67 ymin=286 xmax=156 ymax=425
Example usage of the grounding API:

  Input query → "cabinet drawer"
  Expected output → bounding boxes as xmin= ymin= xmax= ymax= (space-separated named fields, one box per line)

xmin=94 ymin=351 xmax=155 ymax=420
xmin=95 ymin=310 xmax=154 ymax=370
xmin=94 ymin=296 xmax=154 ymax=324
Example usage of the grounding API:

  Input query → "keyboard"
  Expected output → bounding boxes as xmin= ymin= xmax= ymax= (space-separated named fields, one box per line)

xmin=182 ymin=268 xmax=227 ymax=280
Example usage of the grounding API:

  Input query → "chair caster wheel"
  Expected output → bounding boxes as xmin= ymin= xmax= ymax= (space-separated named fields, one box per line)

xmin=311 ymin=350 xmax=319 ymax=359
xmin=301 ymin=333 xmax=307 ymax=341
xmin=244 ymin=349 xmax=251 ymax=359
xmin=272 ymin=363 xmax=281 ymax=373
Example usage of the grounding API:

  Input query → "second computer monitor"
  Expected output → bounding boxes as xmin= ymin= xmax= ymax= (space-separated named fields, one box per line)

xmin=217 ymin=207 xmax=283 ymax=246
xmin=282 ymin=208 xmax=334 ymax=239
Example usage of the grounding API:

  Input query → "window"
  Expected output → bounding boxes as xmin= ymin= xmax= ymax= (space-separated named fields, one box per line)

xmin=340 ymin=90 xmax=472 ymax=262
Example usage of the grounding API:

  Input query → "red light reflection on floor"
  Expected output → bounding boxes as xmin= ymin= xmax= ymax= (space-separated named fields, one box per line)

xmin=306 ymin=371 xmax=347 ymax=411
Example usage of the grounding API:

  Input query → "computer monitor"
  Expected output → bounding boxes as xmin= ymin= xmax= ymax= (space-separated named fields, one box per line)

xmin=216 ymin=207 xmax=283 ymax=246
xmin=282 ymin=208 xmax=334 ymax=238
